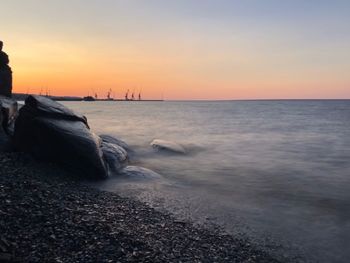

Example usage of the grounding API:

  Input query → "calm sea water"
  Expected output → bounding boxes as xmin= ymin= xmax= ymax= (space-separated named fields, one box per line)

xmin=63 ymin=100 xmax=350 ymax=262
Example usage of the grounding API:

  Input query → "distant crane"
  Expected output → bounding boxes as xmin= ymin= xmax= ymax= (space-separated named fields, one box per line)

xmin=138 ymin=88 xmax=142 ymax=101
xmin=125 ymin=89 xmax=129 ymax=101
xmin=106 ymin=88 xmax=114 ymax=100
xmin=45 ymin=87 xmax=50 ymax=97
xmin=90 ymin=88 xmax=98 ymax=99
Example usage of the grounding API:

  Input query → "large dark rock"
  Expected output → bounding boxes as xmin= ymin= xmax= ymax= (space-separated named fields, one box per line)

xmin=13 ymin=95 xmax=108 ymax=179
xmin=0 ymin=96 xmax=18 ymax=151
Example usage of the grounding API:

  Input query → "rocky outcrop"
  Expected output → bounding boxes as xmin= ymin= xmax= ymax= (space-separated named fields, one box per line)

xmin=8 ymin=95 xmax=145 ymax=179
xmin=13 ymin=95 xmax=108 ymax=179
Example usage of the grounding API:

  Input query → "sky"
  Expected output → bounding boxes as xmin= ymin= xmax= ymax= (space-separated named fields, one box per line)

xmin=1 ymin=0 xmax=349 ymax=100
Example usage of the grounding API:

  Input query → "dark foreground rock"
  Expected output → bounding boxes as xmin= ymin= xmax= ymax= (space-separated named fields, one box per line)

xmin=13 ymin=95 xmax=108 ymax=179
xmin=0 ymin=152 xmax=280 ymax=263
xmin=0 ymin=96 xmax=17 ymax=151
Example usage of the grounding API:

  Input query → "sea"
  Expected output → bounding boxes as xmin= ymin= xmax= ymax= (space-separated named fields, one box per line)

xmin=62 ymin=100 xmax=350 ymax=263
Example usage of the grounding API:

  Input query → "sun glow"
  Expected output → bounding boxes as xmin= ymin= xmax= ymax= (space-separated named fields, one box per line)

xmin=1 ymin=0 xmax=349 ymax=99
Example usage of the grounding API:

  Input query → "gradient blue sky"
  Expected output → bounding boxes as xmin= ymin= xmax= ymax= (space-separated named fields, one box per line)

xmin=1 ymin=0 xmax=349 ymax=99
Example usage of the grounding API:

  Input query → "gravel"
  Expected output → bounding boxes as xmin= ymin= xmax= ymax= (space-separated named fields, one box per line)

xmin=0 ymin=152 xmax=280 ymax=262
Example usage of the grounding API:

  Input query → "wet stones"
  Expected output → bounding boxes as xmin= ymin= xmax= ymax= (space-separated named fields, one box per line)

xmin=101 ymin=141 xmax=128 ymax=173
xmin=6 ymin=95 xmax=162 ymax=180
xmin=100 ymin=134 xmax=132 ymax=154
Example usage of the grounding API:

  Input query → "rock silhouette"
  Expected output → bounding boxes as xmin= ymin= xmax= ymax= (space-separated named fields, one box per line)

xmin=0 ymin=41 xmax=12 ymax=98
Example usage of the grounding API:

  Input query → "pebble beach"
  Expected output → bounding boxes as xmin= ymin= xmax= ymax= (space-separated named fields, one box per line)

xmin=0 ymin=152 xmax=281 ymax=262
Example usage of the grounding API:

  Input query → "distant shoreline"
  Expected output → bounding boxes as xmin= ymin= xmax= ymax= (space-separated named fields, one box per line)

xmin=11 ymin=93 xmax=349 ymax=102
xmin=11 ymin=93 xmax=164 ymax=102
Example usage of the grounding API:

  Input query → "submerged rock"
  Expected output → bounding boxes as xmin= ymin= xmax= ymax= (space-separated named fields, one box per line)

xmin=13 ymin=95 xmax=108 ymax=179
xmin=119 ymin=166 xmax=161 ymax=180
xmin=101 ymin=141 xmax=128 ymax=173
xmin=151 ymin=139 xmax=186 ymax=154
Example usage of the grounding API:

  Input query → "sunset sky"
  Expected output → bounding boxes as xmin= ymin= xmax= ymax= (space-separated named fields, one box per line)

xmin=1 ymin=0 xmax=349 ymax=100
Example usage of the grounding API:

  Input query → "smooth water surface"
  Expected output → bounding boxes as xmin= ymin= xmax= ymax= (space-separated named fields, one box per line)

xmin=63 ymin=100 xmax=350 ymax=262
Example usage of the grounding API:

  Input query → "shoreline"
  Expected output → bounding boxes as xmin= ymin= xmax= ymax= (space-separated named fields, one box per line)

xmin=0 ymin=152 xmax=281 ymax=262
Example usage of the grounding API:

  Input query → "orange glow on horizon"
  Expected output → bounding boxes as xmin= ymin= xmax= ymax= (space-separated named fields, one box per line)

xmin=6 ymin=28 xmax=350 ymax=100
